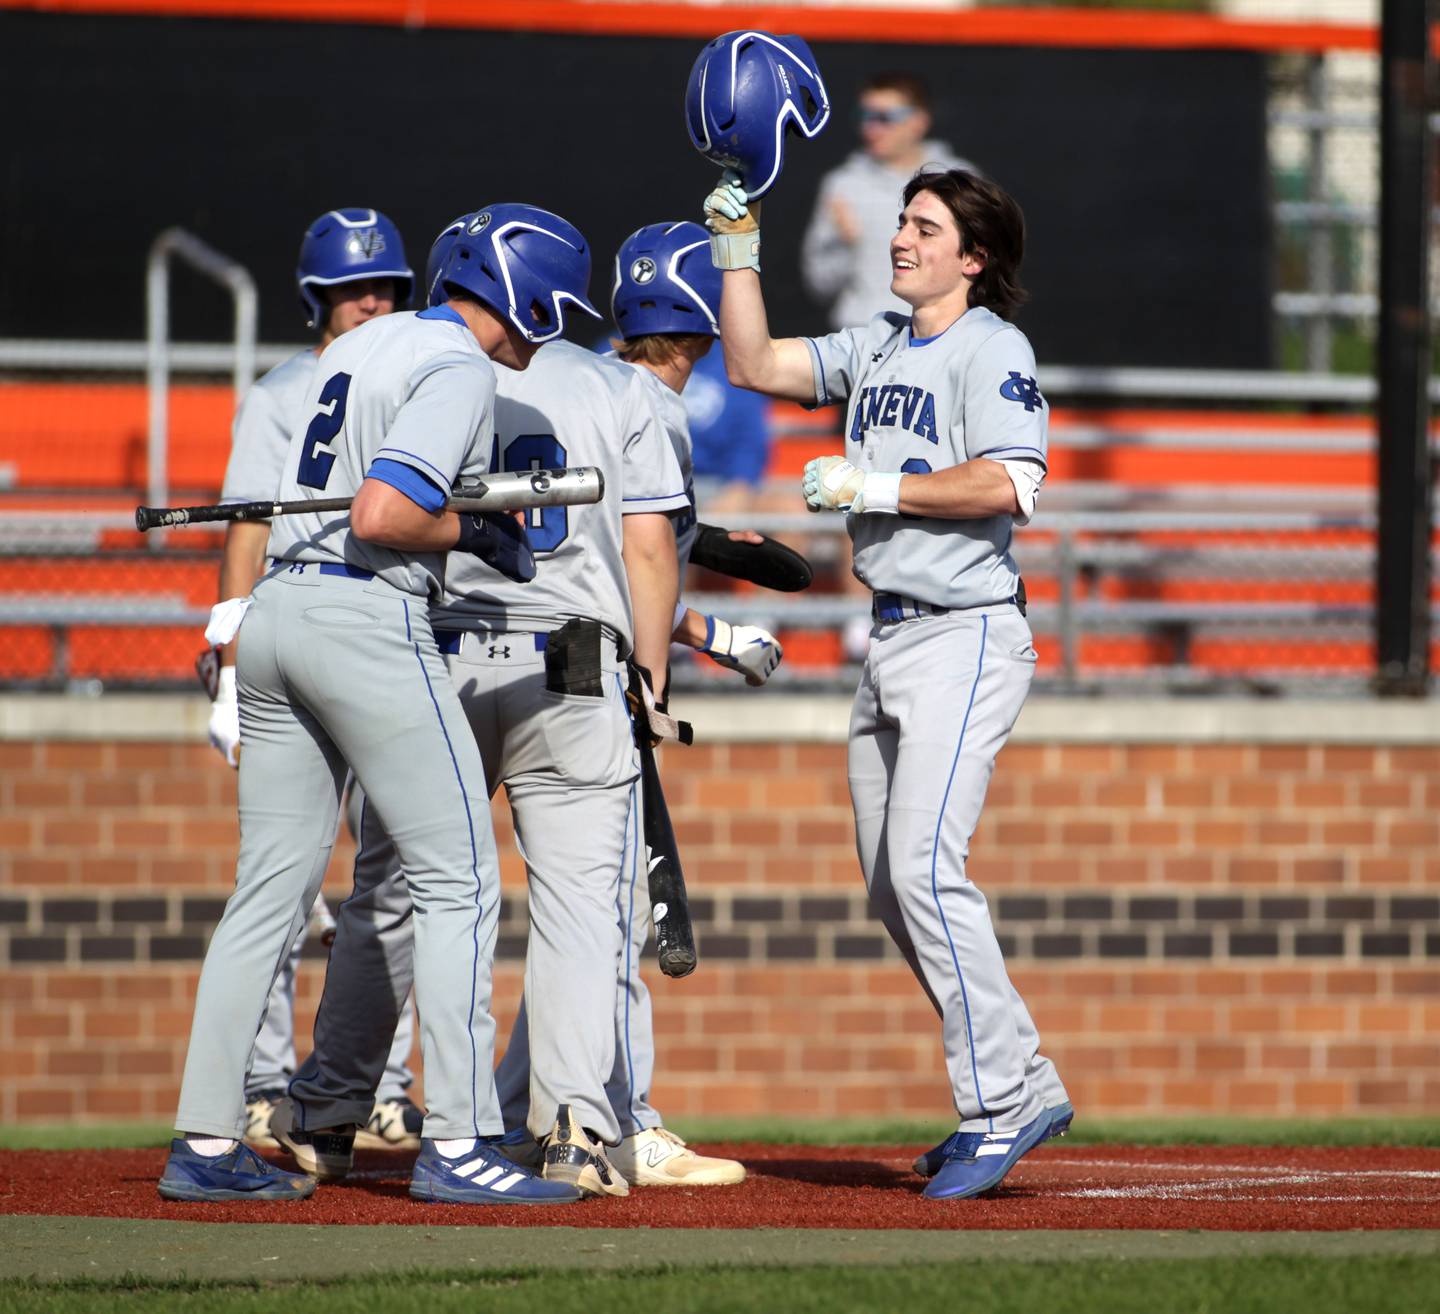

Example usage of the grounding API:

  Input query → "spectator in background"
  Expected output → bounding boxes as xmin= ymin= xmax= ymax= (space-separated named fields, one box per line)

xmin=802 ymin=72 xmax=977 ymax=330
xmin=684 ymin=344 xmax=774 ymax=520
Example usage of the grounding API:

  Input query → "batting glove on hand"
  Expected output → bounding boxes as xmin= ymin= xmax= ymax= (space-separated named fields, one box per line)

xmin=454 ymin=511 xmax=537 ymax=583
xmin=803 ymin=456 xmax=867 ymax=513
xmin=703 ymin=171 xmax=754 ymax=229
xmin=705 ymin=171 xmax=761 ymax=271
xmin=207 ymin=665 xmax=240 ymax=768
xmin=700 ymin=615 xmax=783 ymax=687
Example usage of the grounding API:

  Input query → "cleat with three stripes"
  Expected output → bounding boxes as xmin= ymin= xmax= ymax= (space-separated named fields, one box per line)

xmin=409 ymin=1138 xmax=583 ymax=1205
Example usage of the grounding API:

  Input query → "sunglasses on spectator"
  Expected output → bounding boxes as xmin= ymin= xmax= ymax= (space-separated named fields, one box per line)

xmin=857 ymin=106 xmax=917 ymax=126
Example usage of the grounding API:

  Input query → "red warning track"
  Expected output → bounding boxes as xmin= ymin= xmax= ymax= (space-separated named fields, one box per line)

xmin=3 ymin=1143 xmax=1439 ymax=1230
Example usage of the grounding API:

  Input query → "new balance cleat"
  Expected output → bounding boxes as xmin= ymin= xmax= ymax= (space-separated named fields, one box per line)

xmin=242 ymin=1088 xmax=285 ymax=1150
xmin=541 ymin=1104 xmax=629 ymax=1197
xmin=611 ymin=1126 xmax=746 ymax=1186
xmin=410 ymin=1138 xmax=583 ymax=1205
xmin=158 ymin=1138 xmax=315 ymax=1202
xmin=913 ymin=1100 xmax=1074 ymax=1178
xmin=922 ymin=1110 xmax=1051 ymax=1200
xmin=354 ymin=1096 xmax=424 ymax=1152
xmin=268 ymin=1097 xmax=357 ymax=1181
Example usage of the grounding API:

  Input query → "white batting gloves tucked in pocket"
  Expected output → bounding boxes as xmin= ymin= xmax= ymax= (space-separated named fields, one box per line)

xmin=208 ymin=666 xmax=241 ymax=768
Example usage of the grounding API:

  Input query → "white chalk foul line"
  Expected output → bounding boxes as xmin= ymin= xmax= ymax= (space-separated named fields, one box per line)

xmin=1044 ymin=1158 xmax=1440 ymax=1181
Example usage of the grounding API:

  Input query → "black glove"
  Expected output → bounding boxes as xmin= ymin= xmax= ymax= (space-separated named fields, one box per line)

xmin=691 ymin=523 xmax=813 ymax=592
xmin=453 ymin=512 xmax=536 ymax=583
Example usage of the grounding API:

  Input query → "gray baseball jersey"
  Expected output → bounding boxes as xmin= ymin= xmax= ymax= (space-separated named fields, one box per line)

xmin=625 ymin=359 xmax=698 ymax=571
xmin=220 ymin=349 xmax=318 ymax=504
xmin=269 ymin=308 xmax=495 ymax=600
xmin=431 ymin=340 xmax=688 ymax=646
xmin=806 ymin=305 xmax=1066 ymax=1139
xmin=805 ymin=306 xmax=1048 ymax=608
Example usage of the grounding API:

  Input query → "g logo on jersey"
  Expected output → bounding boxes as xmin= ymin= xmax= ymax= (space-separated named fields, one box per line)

xmin=999 ymin=372 xmax=1045 ymax=412
xmin=630 ymin=257 xmax=657 ymax=284
xmin=467 ymin=212 xmax=493 ymax=235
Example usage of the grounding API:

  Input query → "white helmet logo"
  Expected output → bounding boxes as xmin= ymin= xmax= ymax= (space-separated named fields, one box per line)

xmin=467 ymin=212 xmax=493 ymax=235
xmin=630 ymin=257 xmax=657 ymax=284
xmin=346 ymin=228 xmax=385 ymax=257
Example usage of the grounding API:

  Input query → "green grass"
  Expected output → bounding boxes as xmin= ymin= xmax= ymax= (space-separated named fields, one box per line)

xmin=5 ymin=1115 xmax=1440 ymax=1151
xmin=4 ymin=1257 xmax=1440 ymax=1314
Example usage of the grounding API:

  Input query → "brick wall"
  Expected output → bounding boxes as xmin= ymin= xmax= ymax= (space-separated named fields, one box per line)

xmin=3 ymin=700 xmax=1438 ymax=1125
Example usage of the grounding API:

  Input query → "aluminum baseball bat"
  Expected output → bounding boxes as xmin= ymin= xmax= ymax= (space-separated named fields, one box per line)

xmin=135 ymin=466 xmax=605 ymax=532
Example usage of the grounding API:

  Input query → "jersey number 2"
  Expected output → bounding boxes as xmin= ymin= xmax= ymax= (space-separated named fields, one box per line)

xmin=503 ymin=434 xmax=569 ymax=551
xmin=297 ymin=372 xmax=352 ymax=490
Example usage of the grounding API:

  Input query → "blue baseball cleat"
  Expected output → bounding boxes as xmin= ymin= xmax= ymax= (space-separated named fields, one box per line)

xmin=913 ymin=1100 xmax=1074 ymax=1178
xmin=922 ymin=1110 xmax=1052 ymax=1201
xmin=409 ymin=1138 xmax=583 ymax=1205
xmin=157 ymin=1138 xmax=316 ymax=1202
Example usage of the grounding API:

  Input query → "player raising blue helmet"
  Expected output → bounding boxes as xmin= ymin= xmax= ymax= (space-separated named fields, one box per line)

xmin=296 ymin=208 xmax=413 ymax=330
xmin=685 ymin=30 xmax=830 ymax=199
xmin=428 ymin=204 xmax=599 ymax=344
xmin=611 ymin=221 xmax=721 ymax=341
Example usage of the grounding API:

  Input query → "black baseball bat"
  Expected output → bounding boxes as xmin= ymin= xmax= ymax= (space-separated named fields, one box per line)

xmin=638 ymin=738 xmax=698 ymax=979
xmin=134 ymin=466 xmax=605 ymax=532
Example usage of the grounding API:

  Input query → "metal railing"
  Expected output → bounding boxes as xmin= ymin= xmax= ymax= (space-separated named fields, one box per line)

xmin=145 ymin=230 xmax=258 ymax=540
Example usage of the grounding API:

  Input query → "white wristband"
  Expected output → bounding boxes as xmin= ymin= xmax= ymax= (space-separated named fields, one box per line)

xmin=860 ymin=471 xmax=903 ymax=515
xmin=709 ymin=230 xmax=761 ymax=272
xmin=215 ymin=665 xmax=237 ymax=703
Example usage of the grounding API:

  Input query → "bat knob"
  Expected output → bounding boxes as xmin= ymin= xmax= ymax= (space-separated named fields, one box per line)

xmin=135 ymin=507 xmax=156 ymax=532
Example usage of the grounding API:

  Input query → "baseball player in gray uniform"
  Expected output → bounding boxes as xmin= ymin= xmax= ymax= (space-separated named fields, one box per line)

xmin=703 ymin=166 xmax=1070 ymax=1200
xmin=278 ymin=330 xmax=689 ymax=1196
xmin=158 ymin=203 xmax=595 ymax=1207
xmin=206 ymin=208 xmax=420 ymax=1154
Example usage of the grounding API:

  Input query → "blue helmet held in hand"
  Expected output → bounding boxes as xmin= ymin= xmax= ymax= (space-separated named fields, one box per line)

xmin=685 ymin=30 xmax=831 ymax=199
xmin=296 ymin=208 xmax=413 ymax=330
xmin=611 ymin=221 xmax=721 ymax=340
xmin=426 ymin=204 xmax=599 ymax=343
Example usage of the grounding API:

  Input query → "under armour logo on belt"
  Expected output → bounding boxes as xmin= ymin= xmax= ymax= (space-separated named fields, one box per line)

xmin=488 ymin=644 xmax=510 ymax=659
xmin=998 ymin=372 xmax=1045 ymax=412
xmin=286 ymin=562 xmax=306 ymax=574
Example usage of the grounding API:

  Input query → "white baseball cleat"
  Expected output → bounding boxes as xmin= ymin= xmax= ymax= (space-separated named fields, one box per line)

xmin=541 ymin=1104 xmax=629 ymax=1198
xmin=268 ymin=1096 xmax=357 ymax=1181
xmin=611 ymin=1127 xmax=746 ymax=1186
xmin=353 ymin=1096 xmax=424 ymax=1151
xmin=241 ymin=1089 xmax=283 ymax=1150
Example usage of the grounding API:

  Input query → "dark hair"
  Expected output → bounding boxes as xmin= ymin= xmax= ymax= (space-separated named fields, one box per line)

xmin=861 ymin=71 xmax=932 ymax=115
xmin=902 ymin=169 xmax=1027 ymax=320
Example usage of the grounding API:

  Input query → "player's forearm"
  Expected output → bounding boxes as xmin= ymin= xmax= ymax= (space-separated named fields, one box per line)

xmin=622 ymin=517 xmax=680 ymax=686
xmin=350 ymin=477 xmax=460 ymax=551
xmin=217 ymin=520 xmax=272 ymax=666
xmin=718 ymin=270 xmax=815 ymax=403
xmin=896 ymin=458 xmax=1021 ymax=520
xmin=670 ymin=607 xmax=709 ymax=650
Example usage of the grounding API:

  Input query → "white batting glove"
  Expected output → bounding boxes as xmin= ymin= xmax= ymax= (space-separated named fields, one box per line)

xmin=700 ymin=616 xmax=783 ymax=687
xmin=703 ymin=171 xmax=751 ymax=226
xmin=207 ymin=665 xmax=240 ymax=768
xmin=704 ymin=171 xmax=761 ymax=271
xmin=802 ymin=456 xmax=903 ymax=515
xmin=803 ymin=456 xmax=867 ymax=512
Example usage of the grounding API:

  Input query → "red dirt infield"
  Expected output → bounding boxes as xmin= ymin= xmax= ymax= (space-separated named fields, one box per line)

xmin=3 ymin=1143 xmax=1438 ymax=1231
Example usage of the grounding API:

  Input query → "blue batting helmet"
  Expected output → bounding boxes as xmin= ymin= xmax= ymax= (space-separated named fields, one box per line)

xmin=423 ymin=216 xmax=467 ymax=309
xmin=296 ymin=208 xmax=413 ymax=330
xmin=684 ymin=30 xmax=831 ymax=199
xmin=612 ymin=222 xmax=720 ymax=340
xmin=427 ymin=204 xmax=599 ymax=343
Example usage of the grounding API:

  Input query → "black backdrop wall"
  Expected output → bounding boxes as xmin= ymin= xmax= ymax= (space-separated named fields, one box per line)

xmin=0 ymin=12 xmax=1273 ymax=369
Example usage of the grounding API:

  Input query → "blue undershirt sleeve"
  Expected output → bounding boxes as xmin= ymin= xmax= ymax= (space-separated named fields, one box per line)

xmin=365 ymin=458 xmax=447 ymax=513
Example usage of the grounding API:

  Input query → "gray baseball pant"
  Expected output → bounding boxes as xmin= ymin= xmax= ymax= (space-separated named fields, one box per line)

xmin=847 ymin=607 xmax=1067 ymax=1134
xmin=173 ymin=570 xmax=504 ymax=1141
